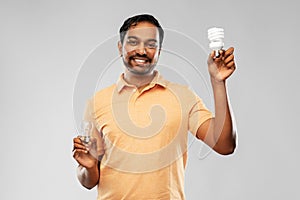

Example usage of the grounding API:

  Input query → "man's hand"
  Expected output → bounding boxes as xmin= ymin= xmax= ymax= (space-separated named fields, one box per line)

xmin=207 ymin=47 xmax=236 ymax=82
xmin=73 ymin=136 xmax=104 ymax=189
xmin=72 ymin=137 xmax=104 ymax=169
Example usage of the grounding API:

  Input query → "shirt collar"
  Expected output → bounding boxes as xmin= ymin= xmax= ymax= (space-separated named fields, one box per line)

xmin=116 ymin=70 xmax=168 ymax=93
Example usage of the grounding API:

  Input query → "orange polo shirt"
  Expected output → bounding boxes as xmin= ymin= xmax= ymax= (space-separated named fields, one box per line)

xmin=84 ymin=71 xmax=213 ymax=200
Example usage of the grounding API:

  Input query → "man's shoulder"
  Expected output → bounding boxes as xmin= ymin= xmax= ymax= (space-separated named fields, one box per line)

xmin=92 ymin=84 xmax=117 ymax=100
xmin=165 ymin=80 xmax=191 ymax=92
xmin=164 ymin=79 xmax=201 ymax=102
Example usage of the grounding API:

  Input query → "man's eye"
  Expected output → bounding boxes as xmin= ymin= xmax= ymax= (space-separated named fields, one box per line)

xmin=147 ymin=42 xmax=157 ymax=48
xmin=127 ymin=40 xmax=138 ymax=46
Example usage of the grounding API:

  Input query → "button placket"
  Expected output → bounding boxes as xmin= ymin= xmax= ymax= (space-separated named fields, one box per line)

xmin=133 ymin=89 xmax=146 ymax=127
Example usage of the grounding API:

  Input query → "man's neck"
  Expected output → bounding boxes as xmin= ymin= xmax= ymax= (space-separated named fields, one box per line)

xmin=123 ymin=70 xmax=156 ymax=89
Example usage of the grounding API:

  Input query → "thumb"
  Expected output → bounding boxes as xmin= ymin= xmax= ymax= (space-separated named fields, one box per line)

xmin=207 ymin=51 xmax=215 ymax=65
xmin=90 ymin=137 xmax=97 ymax=150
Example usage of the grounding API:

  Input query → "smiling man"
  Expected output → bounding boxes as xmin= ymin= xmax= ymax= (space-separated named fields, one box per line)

xmin=118 ymin=17 xmax=163 ymax=91
xmin=72 ymin=14 xmax=237 ymax=200
xmin=119 ymin=22 xmax=160 ymax=75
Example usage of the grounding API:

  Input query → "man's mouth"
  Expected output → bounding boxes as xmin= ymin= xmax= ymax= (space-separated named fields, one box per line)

xmin=131 ymin=57 xmax=150 ymax=65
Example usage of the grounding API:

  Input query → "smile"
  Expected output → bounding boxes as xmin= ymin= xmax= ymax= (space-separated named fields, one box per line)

xmin=135 ymin=59 xmax=147 ymax=63
xmin=132 ymin=57 xmax=150 ymax=65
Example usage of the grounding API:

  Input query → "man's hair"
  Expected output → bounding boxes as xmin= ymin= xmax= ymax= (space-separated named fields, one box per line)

xmin=119 ymin=14 xmax=164 ymax=48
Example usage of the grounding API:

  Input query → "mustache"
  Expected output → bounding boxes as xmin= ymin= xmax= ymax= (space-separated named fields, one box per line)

xmin=129 ymin=53 xmax=151 ymax=60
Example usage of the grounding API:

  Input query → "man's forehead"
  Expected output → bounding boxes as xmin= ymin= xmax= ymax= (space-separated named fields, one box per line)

xmin=125 ymin=25 xmax=159 ymax=39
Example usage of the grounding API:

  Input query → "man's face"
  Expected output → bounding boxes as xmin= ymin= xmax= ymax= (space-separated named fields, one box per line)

xmin=119 ymin=22 xmax=161 ymax=75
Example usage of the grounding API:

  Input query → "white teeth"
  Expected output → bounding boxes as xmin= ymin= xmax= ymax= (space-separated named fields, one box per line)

xmin=135 ymin=59 xmax=146 ymax=63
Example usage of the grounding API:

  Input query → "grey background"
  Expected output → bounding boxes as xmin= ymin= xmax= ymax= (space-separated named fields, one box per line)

xmin=1 ymin=0 xmax=299 ymax=200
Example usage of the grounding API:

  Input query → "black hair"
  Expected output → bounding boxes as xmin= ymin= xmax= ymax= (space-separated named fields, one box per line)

xmin=119 ymin=14 xmax=164 ymax=48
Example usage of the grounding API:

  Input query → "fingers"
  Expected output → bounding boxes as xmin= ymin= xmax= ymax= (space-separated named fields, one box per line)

xmin=73 ymin=137 xmax=88 ymax=153
xmin=224 ymin=54 xmax=234 ymax=65
xmin=90 ymin=137 xmax=105 ymax=156
xmin=72 ymin=142 xmax=89 ymax=162
xmin=226 ymin=60 xmax=235 ymax=68
xmin=224 ymin=47 xmax=234 ymax=57
xmin=214 ymin=52 xmax=223 ymax=62
xmin=73 ymin=136 xmax=105 ymax=157
xmin=223 ymin=47 xmax=235 ymax=68
xmin=72 ymin=149 xmax=88 ymax=158
xmin=208 ymin=50 xmax=222 ymax=64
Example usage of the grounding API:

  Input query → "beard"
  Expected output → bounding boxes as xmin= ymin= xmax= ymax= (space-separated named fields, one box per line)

xmin=122 ymin=54 xmax=158 ymax=75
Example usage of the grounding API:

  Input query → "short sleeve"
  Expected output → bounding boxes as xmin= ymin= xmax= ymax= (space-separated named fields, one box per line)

xmin=188 ymin=95 xmax=213 ymax=136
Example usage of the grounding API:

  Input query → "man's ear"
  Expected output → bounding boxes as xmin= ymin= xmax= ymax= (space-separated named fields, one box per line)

xmin=118 ymin=41 xmax=122 ymax=56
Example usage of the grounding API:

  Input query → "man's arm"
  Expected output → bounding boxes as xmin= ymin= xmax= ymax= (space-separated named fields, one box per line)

xmin=196 ymin=47 xmax=237 ymax=155
xmin=77 ymin=161 xmax=100 ymax=189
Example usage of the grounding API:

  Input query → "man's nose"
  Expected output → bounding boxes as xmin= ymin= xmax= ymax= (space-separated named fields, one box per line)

xmin=135 ymin=43 xmax=146 ymax=55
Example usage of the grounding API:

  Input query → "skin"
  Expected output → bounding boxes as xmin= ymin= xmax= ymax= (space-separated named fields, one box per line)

xmin=118 ymin=22 xmax=161 ymax=89
xmin=72 ymin=21 xmax=236 ymax=189
xmin=73 ymin=136 xmax=104 ymax=189
xmin=196 ymin=48 xmax=236 ymax=155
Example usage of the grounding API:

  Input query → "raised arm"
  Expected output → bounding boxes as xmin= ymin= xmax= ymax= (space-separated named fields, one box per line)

xmin=196 ymin=47 xmax=237 ymax=155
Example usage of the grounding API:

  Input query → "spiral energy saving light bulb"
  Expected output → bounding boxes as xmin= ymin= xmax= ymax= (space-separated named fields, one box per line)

xmin=208 ymin=27 xmax=224 ymax=58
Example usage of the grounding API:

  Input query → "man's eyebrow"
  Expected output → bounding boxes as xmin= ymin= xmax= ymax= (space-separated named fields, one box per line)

xmin=146 ymin=39 xmax=158 ymax=42
xmin=127 ymin=36 xmax=138 ymax=40
xmin=126 ymin=36 xmax=157 ymax=42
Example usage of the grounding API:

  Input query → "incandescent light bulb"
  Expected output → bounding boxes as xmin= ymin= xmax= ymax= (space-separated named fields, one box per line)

xmin=78 ymin=120 xmax=93 ymax=144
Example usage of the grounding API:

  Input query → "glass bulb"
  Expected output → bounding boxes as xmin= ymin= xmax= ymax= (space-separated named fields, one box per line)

xmin=79 ymin=120 xmax=93 ymax=144
xmin=208 ymin=27 xmax=224 ymax=58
